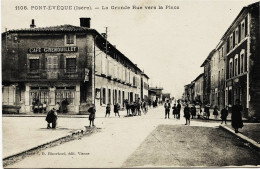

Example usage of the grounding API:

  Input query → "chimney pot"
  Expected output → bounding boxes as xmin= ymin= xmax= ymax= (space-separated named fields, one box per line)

xmin=80 ymin=18 xmax=91 ymax=28
xmin=30 ymin=19 xmax=36 ymax=28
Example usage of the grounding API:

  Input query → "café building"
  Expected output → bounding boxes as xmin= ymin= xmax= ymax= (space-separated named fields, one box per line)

xmin=2 ymin=18 xmax=149 ymax=114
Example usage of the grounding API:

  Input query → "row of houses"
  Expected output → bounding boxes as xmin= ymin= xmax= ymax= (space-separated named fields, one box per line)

xmin=1 ymin=18 xmax=166 ymax=115
xmin=183 ymin=2 xmax=260 ymax=120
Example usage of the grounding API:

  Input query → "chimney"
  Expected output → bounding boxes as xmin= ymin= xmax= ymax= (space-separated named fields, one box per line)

xmin=30 ymin=19 xmax=36 ymax=28
xmin=80 ymin=18 xmax=91 ymax=28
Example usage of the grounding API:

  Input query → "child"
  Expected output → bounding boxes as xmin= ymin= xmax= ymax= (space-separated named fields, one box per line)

xmin=105 ymin=104 xmax=111 ymax=117
xmin=88 ymin=105 xmax=96 ymax=127
xmin=172 ymin=104 xmax=177 ymax=118
xmin=213 ymin=106 xmax=218 ymax=119
xmin=221 ymin=106 xmax=228 ymax=124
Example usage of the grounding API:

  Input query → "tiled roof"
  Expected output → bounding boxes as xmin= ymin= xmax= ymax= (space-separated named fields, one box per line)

xmin=8 ymin=24 xmax=93 ymax=33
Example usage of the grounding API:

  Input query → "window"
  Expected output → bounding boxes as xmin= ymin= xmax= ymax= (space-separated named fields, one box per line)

xmin=118 ymin=90 xmax=121 ymax=104
xmin=66 ymin=58 xmax=76 ymax=72
xmin=30 ymin=88 xmax=49 ymax=105
xmin=229 ymin=59 xmax=233 ymax=78
xmin=29 ymin=59 xmax=39 ymax=72
xmin=114 ymin=64 xmax=117 ymax=78
xmin=235 ymin=28 xmax=239 ymax=45
xmin=108 ymin=89 xmax=111 ymax=104
xmin=55 ymin=87 xmax=75 ymax=105
xmin=235 ymin=55 xmax=238 ymax=76
xmin=241 ymin=20 xmax=245 ymax=40
xmin=65 ymin=34 xmax=75 ymax=45
xmin=229 ymin=34 xmax=233 ymax=50
xmin=102 ymin=88 xmax=106 ymax=105
xmin=240 ymin=50 xmax=245 ymax=73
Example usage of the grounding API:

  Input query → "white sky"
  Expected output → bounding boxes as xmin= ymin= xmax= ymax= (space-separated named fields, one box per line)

xmin=1 ymin=0 xmax=259 ymax=99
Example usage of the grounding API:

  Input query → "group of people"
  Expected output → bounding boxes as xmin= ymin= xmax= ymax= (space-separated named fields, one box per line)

xmin=105 ymin=99 xmax=149 ymax=118
xmin=181 ymin=99 xmax=244 ymax=133
xmin=164 ymin=100 xmax=182 ymax=119
xmin=32 ymin=99 xmax=47 ymax=113
xmin=45 ymin=97 xmax=244 ymax=134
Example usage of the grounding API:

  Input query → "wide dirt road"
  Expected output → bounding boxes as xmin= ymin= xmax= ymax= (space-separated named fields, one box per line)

xmin=123 ymin=125 xmax=260 ymax=167
xmin=6 ymin=106 xmax=260 ymax=168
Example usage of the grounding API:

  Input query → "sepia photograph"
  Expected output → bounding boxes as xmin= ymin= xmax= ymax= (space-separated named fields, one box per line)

xmin=1 ymin=0 xmax=260 ymax=168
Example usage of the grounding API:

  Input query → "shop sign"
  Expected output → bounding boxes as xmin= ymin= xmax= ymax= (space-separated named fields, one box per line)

xmin=28 ymin=46 xmax=78 ymax=53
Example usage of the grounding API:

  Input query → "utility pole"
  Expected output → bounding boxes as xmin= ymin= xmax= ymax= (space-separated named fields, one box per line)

xmin=105 ymin=27 xmax=108 ymax=58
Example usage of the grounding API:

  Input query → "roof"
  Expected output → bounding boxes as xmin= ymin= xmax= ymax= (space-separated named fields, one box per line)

xmin=141 ymin=72 xmax=150 ymax=79
xmin=149 ymin=87 xmax=163 ymax=91
xmin=2 ymin=24 xmax=143 ymax=73
xmin=6 ymin=24 xmax=93 ymax=33
xmin=200 ymin=49 xmax=215 ymax=67
xmin=193 ymin=73 xmax=204 ymax=82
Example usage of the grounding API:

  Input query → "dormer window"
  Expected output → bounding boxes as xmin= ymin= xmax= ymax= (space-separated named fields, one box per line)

xmin=65 ymin=34 xmax=76 ymax=46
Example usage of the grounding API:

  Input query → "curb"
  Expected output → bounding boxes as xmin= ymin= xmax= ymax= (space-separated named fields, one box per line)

xmin=3 ymin=127 xmax=99 ymax=167
xmin=2 ymin=115 xmax=89 ymax=118
xmin=219 ymin=125 xmax=260 ymax=150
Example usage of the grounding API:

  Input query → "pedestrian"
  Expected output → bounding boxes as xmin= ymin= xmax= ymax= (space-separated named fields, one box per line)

xmin=190 ymin=104 xmax=196 ymax=119
xmin=184 ymin=104 xmax=191 ymax=125
xmin=177 ymin=100 xmax=181 ymax=119
xmin=221 ymin=106 xmax=228 ymax=124
xmin=131 ymin=102 xmax=136 ymax=116
xmin=61 ymin=98 xmax=69 ymax=113
xmin=231 ymin=99 xmax=243 ymax=133
xmin=204 ymin=104 xmax=210 ymax=119
xmin=164 ymin=100 xmax=171 ymax=119
xmin=43 ymin=101 xmax=47 ymax=113
xmin=172 ymin=104 xmax=177 ymax=118
xmin=114 ymin=103 xmax=120 ymax=117
xmin=126 ymin=100 xmax=131 ymax=116
xmin=136 ymin=98 xmax=141 ymax=116
xmin=88 ymin=104 xmax=96 ymax=127
xmin=105 ymin=104 xmax=111 ymax=117
xmin=142 ymin=101 xmax=147 ymax=114
xmin=45 ymin=107 xmax=58 ymax=129
xmin=213 ymin=106 xmax=219 ymax=119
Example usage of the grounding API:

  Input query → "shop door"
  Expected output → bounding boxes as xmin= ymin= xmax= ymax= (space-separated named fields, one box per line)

xmin=47 ymin=56 xmax=58 ymax=79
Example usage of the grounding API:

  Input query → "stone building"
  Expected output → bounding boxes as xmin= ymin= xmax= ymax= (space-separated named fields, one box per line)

xmin=221 ymin=2 xmax=260 ymax=119
xmin=201 ymin=50 xmax=214 ymax=105
xmin=2 ymin=18 xmax=149 ymax=115
xmin=193 ymin=73 xmax=204 ymax=105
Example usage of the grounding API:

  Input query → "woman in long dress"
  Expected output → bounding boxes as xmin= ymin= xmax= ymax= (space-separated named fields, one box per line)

xmin=231 ymin=99 xmax=243 ymax=133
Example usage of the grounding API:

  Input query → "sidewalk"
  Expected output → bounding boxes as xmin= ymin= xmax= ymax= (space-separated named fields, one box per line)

xmin=220 ymin=123 xmax=260 ymax=146
xmin=2 ymin=106 xmax=160 ymax=159
xmin=2 ymin=117 xmax=88 ymax=158
xmin=198 ymin=108 xmax=248 ymax=122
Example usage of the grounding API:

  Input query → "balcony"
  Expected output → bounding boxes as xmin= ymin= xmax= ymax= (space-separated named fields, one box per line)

xmin=6 ymin=68 xmax=86 ymax=82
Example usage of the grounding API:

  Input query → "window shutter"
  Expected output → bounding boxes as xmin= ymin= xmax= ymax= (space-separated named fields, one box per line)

xmin=60 ymin=54 xmax=64 ymax=69
xmin=40 ymin=54 xmax=45 ymax=70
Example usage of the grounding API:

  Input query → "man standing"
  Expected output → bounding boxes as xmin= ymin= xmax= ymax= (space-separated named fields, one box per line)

xmin=164 ymin=100 xmax=171 ymax=119
xmin=177 ymin=100 xmax=181 ymax=119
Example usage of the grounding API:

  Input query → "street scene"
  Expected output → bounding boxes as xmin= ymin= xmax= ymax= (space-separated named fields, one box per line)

xmin=1 ymin=0 xmax=260 ymax=168
xmin=3 ymin=106 xmax=260 ymax=168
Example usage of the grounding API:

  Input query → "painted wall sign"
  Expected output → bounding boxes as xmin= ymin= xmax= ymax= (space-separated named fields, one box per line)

xmin=28 ymin=46 xmax=78 ymax=53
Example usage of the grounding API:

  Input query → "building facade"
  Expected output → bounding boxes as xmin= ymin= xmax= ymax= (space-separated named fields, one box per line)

xmin=198 ymin=2 xmax=260 ymax=119
xmin=201 ymin=50 xmax=214 ymax=105
xmin=2 ymin=18 xmax=149 ymax=115
xmin=223 ymin=2 xmax=260 ymax=119
xmin=194 ymin=73 xmax=204 ymax=104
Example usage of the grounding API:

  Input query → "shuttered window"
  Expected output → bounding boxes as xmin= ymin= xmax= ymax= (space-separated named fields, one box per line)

xmin=30 ymin=59 xmax=39 ymax=71
xmin=66 ymin=58 xmax=76 ymax=72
